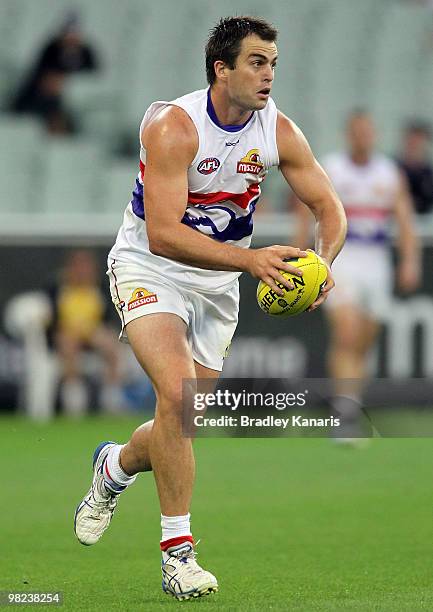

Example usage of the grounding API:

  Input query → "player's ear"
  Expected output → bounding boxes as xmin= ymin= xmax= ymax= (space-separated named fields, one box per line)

xmin=214 ymin=60 xmax=228 ymax=82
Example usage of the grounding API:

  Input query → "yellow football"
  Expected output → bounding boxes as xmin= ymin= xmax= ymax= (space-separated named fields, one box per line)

xmin=257 ymin=250 xmax=328 ymax=317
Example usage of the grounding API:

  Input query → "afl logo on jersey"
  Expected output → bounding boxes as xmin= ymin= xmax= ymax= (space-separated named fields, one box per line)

xmin=197 ymin=157 xmax=220 ymax=175
xmin=237 ymin=149 xmax=264 ymax=175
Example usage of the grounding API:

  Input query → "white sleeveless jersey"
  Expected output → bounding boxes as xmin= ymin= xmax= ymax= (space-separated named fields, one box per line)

xmin=109 ymin=88 xmax=279 ymax=291
xmin=322 ymin=152 xmax=400 ymax=246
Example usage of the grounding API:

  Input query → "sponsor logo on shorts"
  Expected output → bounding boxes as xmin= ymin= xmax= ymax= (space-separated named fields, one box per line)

xmin=128 ymin=287 xmax=158 ymax=311
xmin=197 ymin=157 xmax=220 ymax=175
xmin=237 ymin=149 xmax=264 ymax=175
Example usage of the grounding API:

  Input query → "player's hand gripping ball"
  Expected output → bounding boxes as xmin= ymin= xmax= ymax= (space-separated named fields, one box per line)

xmin=257 ymin=250 xmax=327 ymax=316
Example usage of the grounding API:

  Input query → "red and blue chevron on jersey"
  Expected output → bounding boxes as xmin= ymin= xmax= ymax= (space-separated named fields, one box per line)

xmin=109 ymin=87 xmax=279 ymax=292
xmin=322 ymin=152 xmax=400 ymax=245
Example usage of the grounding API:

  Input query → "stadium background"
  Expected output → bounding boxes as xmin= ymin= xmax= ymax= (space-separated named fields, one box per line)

xmin=1 ymin=1 xmax=433 ymax=610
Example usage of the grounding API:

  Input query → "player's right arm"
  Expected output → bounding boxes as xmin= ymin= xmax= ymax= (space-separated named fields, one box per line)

xmin=291 ymin=198 xmax=315 ymax=250
xmin=142 ymin=106 xmax=306 ymax=295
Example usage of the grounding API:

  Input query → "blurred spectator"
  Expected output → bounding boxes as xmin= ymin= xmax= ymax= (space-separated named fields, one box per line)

xmin=396 ymin=120 xmax=433 ymax=215
xmin=46 ymin=250 xmax=122 ymax=415
xmin=10 ymin=11 xmax=98 ymax=134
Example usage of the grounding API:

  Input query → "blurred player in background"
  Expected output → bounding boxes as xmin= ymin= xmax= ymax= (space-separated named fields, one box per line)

xmin=74 ymin=16 xmax=346 ymax=600
xmin=47 ymin=250 xmax=122 ymax=415
xmin=396 ymin=120 xmax=433 ymax=215
xmin=295 ymin=110 xmax=420 ymax=441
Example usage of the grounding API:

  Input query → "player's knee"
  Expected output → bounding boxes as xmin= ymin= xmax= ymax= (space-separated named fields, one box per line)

xmin=155 ymin=381 xmax=185 ymax=416
xmin=332 ymin=325 xmax=360 ymax=352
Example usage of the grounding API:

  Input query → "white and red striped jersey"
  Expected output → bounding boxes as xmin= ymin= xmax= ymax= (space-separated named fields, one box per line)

xmin=109 ymin=88 xmax=279 ymax=291
xmin=322 ymin=152 xmax=400 ymax=246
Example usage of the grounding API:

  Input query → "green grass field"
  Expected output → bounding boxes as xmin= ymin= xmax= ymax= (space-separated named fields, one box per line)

xmin=2 ymin=415 xmax=433 ymax=611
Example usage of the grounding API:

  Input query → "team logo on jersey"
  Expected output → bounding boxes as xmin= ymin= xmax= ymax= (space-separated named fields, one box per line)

xmin=197 ymin=157 xmax=220 ymax=175
xmin=128 ymin=287 xmax=158 ymax=311
xmin=237 ymin=149 xmax=264 ymax=174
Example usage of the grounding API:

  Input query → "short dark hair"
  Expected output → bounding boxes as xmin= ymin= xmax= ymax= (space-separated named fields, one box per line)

xmin=404 ymin=119 xmax=432 ymax=139
xmin=205 ymin=16 xmax=278 ymax=86
xmin=346 ymin=108 xmax=370 ymax=125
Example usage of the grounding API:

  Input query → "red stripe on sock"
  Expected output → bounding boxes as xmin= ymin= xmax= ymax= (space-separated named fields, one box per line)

xmin=160 ymin=535 xmax=194 ymax=551
xmin=104 ymin=461 xmax=113 ymax=481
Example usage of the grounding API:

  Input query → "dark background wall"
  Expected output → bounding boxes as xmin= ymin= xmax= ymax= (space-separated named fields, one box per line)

xmin=2 ymin=242 xmax=432 ymax=383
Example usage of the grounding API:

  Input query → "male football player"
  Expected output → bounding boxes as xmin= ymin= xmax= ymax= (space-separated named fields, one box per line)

xmin=295 ymin=110 xmax=420 ymax=441
xmin=74 ymin=16 xmax=346 ymax=600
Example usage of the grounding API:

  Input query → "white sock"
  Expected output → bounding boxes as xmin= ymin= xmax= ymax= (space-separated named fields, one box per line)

xmin=100 ymin=384 xmax=126 ymax=415
xmin=160 ymin=514 xmax=192 ymax=562
xmin=61 ymin=379 xmax=88 ymax=416
xmin=332 ymin=395 xmax=361 ymax=420
xmin=160 ymin=513 xmax=192 ymax=543
xmin=103 ymin=444 xmax=137 ymax=493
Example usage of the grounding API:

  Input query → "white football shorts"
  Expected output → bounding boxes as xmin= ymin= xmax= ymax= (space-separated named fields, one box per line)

xmin=324 ymin=242 xmax=393 ymax=320
xmin=107 ymin=259 xmax=239 ymax=371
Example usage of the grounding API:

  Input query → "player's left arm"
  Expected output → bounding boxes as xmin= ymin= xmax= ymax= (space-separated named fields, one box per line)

xmin=394 ymin=173 xmax=421 ymax=293
xmin=276 ymin=111 xmax=347 ymax=310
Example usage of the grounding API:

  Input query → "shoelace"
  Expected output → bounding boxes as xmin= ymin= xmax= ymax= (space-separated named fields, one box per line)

xmin=168 ymin=541 xmax=204 ymax=576
xmin=88 ymin=498 xmax=116 ymax=519
xmin=88 ymin=483 xmax=117 ymax=519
